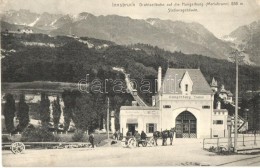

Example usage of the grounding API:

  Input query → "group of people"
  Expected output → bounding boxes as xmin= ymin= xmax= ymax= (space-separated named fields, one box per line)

xmin=122 ymin=128 xmax=175 ymax=147
xmin=83 ymin=128 xmax=175 ymax=149
xmin=125 ymin=130 xmax=147 ymax=147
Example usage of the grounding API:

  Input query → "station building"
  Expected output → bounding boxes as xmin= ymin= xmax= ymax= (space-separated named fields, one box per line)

xmin=120 ymin=67 xmax=228 ymax=138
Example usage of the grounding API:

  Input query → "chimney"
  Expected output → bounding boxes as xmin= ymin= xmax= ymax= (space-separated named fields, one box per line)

xmin=158 ymin=66 xmax=162 ymax=92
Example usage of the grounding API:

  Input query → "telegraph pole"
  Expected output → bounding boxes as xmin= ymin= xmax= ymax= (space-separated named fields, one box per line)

xmin=107 ymin=96 xmax=110 ymax=140
xmin=230 ymin=49 xmax=244 ymax=152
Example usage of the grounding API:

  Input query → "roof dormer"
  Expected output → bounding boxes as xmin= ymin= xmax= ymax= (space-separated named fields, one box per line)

xmin=180 ymin=71 xmax=193 ymax=95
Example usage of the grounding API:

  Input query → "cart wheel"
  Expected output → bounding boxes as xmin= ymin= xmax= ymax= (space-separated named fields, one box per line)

xmin=11 ymin=142 xmax=25 ymax=154
xmin=121 ymin=141 xmax=125 ymax=147
xmin=128 ymin=138 xmax=136 ymax=148
xmin=141 ymin=141 xmax=147 ymax=147
xmin=149 ymin=138 xmax=156 ymax=147
xmin=121 ymin=138 xmax=127 ymax=147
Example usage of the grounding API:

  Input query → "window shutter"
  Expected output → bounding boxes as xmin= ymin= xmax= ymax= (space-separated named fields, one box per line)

xmin=146 ymin=123 xmax=149 ymax=133
xmin=154 ymin=123 xmax=157 ymax=132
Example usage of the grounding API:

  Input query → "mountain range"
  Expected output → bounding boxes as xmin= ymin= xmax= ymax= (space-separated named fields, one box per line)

xmin=222 ymin=20 xmax=260 ymax=65
xmin=1 ymin=9 xmax=259 ymax=65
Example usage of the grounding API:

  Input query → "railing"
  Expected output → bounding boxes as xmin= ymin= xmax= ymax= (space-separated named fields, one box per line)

xmin=203 ymin=134 xmax=260 ymax=151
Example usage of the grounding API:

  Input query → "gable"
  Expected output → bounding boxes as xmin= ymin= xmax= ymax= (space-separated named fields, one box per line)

xmin=160 ymin=68 xmax=213 ymax=95
xmin=180 ymin=71 xmax=193 ymax=95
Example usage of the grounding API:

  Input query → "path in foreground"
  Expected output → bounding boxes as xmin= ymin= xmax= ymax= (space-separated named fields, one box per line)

xmin=3 ymin=139 xmax=260 ymax=166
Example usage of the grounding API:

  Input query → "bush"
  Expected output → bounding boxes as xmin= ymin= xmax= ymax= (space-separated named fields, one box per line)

xmin=2 ymin=135 xmax=11 ymax=142
xmin=72 ymin=130 xmax=85 ymax=142
xmin=21 ymin=127 xmax=59 ymax=142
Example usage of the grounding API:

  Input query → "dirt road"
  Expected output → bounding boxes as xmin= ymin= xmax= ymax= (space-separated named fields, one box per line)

xmin=2 ymin=139 xmax=260 ymax=166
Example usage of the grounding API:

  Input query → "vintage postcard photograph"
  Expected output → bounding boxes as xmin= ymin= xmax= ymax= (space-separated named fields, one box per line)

xmin=0 ymin=0 xmax=260 ymax=166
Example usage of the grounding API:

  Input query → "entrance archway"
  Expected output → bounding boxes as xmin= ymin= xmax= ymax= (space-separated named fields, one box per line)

xmin=175 ymin=111 xmax=197 ymax=138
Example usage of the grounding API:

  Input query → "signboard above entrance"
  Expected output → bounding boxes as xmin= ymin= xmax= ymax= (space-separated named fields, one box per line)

xmin=127 ymin=118 xmax=138 ymax=124
xmin=166 ymin=95 xmax=210 ymax=100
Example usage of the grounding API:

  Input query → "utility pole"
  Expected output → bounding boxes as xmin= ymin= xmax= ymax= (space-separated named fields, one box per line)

xmin=107 ymin=96 xmax=110 ymax=140
xmin=230 ymin=49 xmax=244 ymax=152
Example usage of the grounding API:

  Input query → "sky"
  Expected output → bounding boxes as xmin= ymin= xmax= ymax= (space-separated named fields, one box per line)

xmin=0 ymin=0 xmax=260 ymax=37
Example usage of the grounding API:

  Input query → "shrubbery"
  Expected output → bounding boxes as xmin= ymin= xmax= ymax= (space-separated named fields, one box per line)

xmin=21 ymin=126 xmax=59 ymax=142
xmin=2 ymin=136 xmax=11 ymax=142
xmin=72 ymin=130 xmax=85 ymax=142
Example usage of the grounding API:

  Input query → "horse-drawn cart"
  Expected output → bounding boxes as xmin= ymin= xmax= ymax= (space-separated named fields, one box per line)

xmin=121 ymin=136 xmax=156 ymax=148
xmin=121 ymin=137 xmax=137 ymax=148
xmin=138 ymin=137 xmax=156 ymax=147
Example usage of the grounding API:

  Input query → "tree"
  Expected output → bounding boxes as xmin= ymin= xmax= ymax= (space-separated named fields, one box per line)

xmin=113 ymin=95 xmax=124 ymax=130
xmin=62 ymin=90 xmax=81 ymax=131
xmin=52 ymin=96 xmax=61 ymax=131
xmin=3 ymin=93 xmax=16 ymax=133
xmin=17 ymin=94 xmax=29 ymax=132
xmin=39 ymin=93 xmax=50 ymax=128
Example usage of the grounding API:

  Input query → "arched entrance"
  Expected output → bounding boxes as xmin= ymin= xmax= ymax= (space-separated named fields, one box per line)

xmin=175 ymin=111 xmax=197 ymax=138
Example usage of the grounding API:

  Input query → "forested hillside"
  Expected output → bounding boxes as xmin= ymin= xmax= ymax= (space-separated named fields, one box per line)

xmin=2 ymin=33 xmax=260 ymax=98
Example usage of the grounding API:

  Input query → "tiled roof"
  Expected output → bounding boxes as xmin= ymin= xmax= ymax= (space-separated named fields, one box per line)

xmin=159 ymin=68 xmax=213 ymax=95
xmin=226 ymin=91 xmax=233 ymax=96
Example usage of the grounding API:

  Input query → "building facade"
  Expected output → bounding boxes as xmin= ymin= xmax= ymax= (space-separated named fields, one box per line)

xmin=120 ymin=67 xmax=228 ymax=138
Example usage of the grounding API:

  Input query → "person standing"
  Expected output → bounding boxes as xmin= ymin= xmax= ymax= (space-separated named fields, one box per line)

xmin=114 ymin=131 xmax=118 ymax=140
xmin=153 ymin=131 xmax=159 ymax=146
xmin=126 ymin=130 xmax=132 ymax=145
xmin=134 ymin=131 xmax=141 ymax=147
xmin=89 ymin=133 xmax=95 ymax=148
xmin=169 ymin=128 xmax=175 ymax=145
xmin=141 ymin=131 xmax=146 ymax=140
xmin=162 ymin=130 xmax=168 ymax=146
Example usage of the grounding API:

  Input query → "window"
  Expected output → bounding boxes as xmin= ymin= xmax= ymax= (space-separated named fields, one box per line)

xmin=202 ymin=105 xmax=210 ymax=109
xmin=185 ymin=84 xmax=188 ymax=91
xmin=149 ymin=124 xmax=154 ymax=133
xmin=163 ymin=105 xmax=171 ymax=108
xmin=146 ymin=123 xmax=157 ymax=133
xmin=213 ymin=120 xmax=223 ymax=125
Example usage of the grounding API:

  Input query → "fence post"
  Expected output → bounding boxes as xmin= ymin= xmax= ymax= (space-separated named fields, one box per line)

xmin=227 ymin=125 xmax=232 ymax=152
xmin=217 ymin=138 xmax=219 ymax=148
xmin=203 ymin=139 xmax=205 ymax=149
xmin=243 ymin=134 xmax=245 ymax=146
xmin=224 ymin=129 xmax=225 ymax=138
xmin=254 ymin=134 xmax=257 ymax=146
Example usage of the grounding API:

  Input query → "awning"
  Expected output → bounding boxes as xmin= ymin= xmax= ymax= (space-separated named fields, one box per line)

xmin=127 ymin=118 xmax=138 ymax=124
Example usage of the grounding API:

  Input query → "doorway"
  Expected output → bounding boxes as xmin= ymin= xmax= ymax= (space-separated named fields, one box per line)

xmin=127 ymin=124 xmax=136 ymax=135
xmin=175 ymin=111 xmax=197 ymax=138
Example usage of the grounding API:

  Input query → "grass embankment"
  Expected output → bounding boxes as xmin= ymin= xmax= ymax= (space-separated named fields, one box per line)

xmin=2 ymin=81 xmax=81 ymax=94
